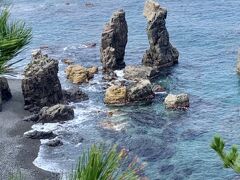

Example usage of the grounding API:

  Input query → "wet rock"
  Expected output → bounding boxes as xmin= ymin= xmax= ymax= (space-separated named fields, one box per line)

xmin=63 ymin=59 xmax=74 ymax=65
xmin=237 ymin=50 xmax=240 ymax=73
xmin=0 ymin=77 xmax=12 ymax=111
xmin=142 ymin=0 xmax=179 ymax=68
xmin=100 ymin=120 xmax=127 ymax=131
xmin=103 ymin=71 xmax=117 ymax=81
xmin=23 ymin=114 xmax=39 ymax=122
xmin=24 ymin=130 xmax=55 ymax=139
xmin=104 ymin=85 xmax=127 ymax=105
xmin=104 ymin=79 xmax=154 ymax=105
xmin=38 ymin=104 xmax=74 ymax=123
xmin=65 ymin=65 xmax=98 ymax=84
xmin=152 ymin=84 xmax=166 ymax=94
xmin=22 ymin=50 xmax=63 ymax=112
xmin=127 ymin=79 xmax=154 ymax=102
xmin=62 ymin=88 xmax=89 ymax=103
xmin=124 ymin=65 xmax=158 ymax=80
xmin=164 ymin=94 xmax=189 ymax=109
xmin=44 ymin=137 xmax=63 ymax=147
xmin=100 ymin=9 xmax=128 ymax=73
xmin=84 ymin=43 xmax=96 ymax=48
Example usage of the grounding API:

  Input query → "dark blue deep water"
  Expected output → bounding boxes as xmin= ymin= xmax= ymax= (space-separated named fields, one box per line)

xmin=11 ymin=0 xmax=240 ymax=179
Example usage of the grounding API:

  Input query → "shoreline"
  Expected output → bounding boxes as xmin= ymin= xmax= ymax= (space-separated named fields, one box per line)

xmin=0 ymin=79 xmax=58 ymax=180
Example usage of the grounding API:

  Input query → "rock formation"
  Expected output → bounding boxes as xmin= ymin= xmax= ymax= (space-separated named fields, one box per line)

xmin=124 ymin=65 xmax=158 ymax=80
xmin=164 ymin=94 xmax=189 ymax=109
xmin=142 ymin=0 xmax=179 ymax=68
xmin=22 ymin=50 xmax=63 ymax=112
xmin=100 ymin=9 xmax=128 ymax=73
xmin=24 ymin=130 xmax=55 ymax=139
xmin=0 ymin=77 xmax=12 ymax=111
xmin=104 ymin=79 xmax=154 ymax=105
xmin=62 ymin=88 xmax=89 ymax=103
xmin=65 ymin=65 xmax=98 ymax=84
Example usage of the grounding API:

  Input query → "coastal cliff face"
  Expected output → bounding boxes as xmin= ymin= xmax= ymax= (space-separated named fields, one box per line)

xmin=142 ymin=0 xmax=179 ymax=68
xmin=22 ymin=50 xmax=63 ymax=112
xmin=100 ymin=9 xmax=128 ymax=73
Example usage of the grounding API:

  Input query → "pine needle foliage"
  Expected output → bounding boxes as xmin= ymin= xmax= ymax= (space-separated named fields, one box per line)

xmin=0 ymin=3 xmax=32 ymax=74
xmin=69 ymin=144 xmax=141 ymax=180
xmin=211 ymin=135 xmax=240 ymax=173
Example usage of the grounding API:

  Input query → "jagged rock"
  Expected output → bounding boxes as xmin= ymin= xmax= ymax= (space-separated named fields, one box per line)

xmin=38 ymin=104 xmax=74 ymax=123
xmin=104 ymin=79 xmax=154 ymax=105
xmin=63 ymin=59 xmax=74 ymax=65
xmin=124 ymin=65 xmax=158 ymax=80
xmin=100 ymin=9 xmax=128 ymax=73
xmin=164 ymin=94 xmax=189 ymax=109
xmin=44 ymin=137 xmax=63 ymax=147
xmin=22 ymin=50 xmax=63 ymax=112
xmin=23 ymin=114 xmax=39 ymax=122
xmin=65 ymin=65 xmax=98 ymax=84
xmin=127 ymin=79 xmax=154 ymax=102
xmin=142 ymin=0 xmax=179 ymax=68
xmin=237 ymin=50 xmax=240 ymax=73
xmin=152 ymin=84 xmax=166 ymax=94
xmin=62 ymin=88 xmax=89 ymax=103
xmin=0 ymin=77 xmax=12 ymax=111
xmin=104 ymin=85 xmax=127 ymax=105
xmin=103 ymin=71 xmax=117 ymax=81
xmin=24 ymin=130 xmax=55 ymax=139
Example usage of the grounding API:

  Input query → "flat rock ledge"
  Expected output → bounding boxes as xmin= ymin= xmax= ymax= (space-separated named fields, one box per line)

xmin=124 ymin=65 xmax=159 ymax=80
xmin=142 ymin=0 xmax=179 ymax=68
xmin=164 ymin=94 xmax=189 ymax=110
xmin=23 ymin=104 xmax=74 ymax=123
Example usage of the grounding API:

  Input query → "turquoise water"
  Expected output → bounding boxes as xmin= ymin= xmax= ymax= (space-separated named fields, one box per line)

xmin=11 ymin=0 xmax=240 ymax=179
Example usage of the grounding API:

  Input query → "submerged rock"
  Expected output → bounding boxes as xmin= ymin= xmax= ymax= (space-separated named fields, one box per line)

xmin=44 ymin=137 xmax=63 ymax=147
xmin=100 ymin=9 xmax=128 ymax=73
xmin=164 ymin=94 xmax=189 ymax=109
xmin=104 ymin=79 xmax=154 ymax=105
xmin=24 ymin=130 xmax=55 ymax=139
xmin=124 ymin=65 xmax=158 ymax=80
xmin=38 ymin=104 xmax=74 ymax=123
xmin=22 ymin=50 xmax=63 ymax=112
xmin=62 ymin=88 xmax=89 ymax=103
xmin=65 ymin=65 xmax=98 ymax=84
xmin=142 ymin=0 xmax=179 ymax=68
xmin=0 ymin=77 xmax=12 ymax=111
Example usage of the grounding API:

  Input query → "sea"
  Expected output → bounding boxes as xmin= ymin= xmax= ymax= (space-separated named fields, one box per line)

xmin=10 ymin=0 xmax=240 ymax=179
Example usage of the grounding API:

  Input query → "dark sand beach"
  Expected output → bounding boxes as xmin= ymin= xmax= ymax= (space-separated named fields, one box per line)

xmin=0 ymin=79 xmax=58 ymax=180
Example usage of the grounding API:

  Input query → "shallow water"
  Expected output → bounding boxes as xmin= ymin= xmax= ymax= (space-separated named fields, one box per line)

xmin=10 ymin=0 xmax=240 ymax=179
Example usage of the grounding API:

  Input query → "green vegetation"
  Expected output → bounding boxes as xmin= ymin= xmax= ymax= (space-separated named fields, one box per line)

xmin=211 ymin=135 xmax=240 ymax=173
xmin=69 ymin=144 xmax=141 ymax=180
xmin=8 ymin=170 xmax=24 ymax=180
xmin=0 ymin=2 xmax=32 ymax=74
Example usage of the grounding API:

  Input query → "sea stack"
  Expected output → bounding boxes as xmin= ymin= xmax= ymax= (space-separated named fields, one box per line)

xmin=100 ymin=9 xmax=128 ymax=73
xmin=142 ymin=0 xmax=179 ymax=68
xmin=22 ymin=50 xmax=63 ymax=112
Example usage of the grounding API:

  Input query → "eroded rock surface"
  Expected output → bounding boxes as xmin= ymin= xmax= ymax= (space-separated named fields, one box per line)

xmin=164 ymin=94 xmax=189 ymax=109
xmin=65 ymin=65 xmax=98 ymax=84
xmin=24 ymin=130 xmax=55 ymax=139
xmin=143 ymin=0 xmax=179 ymax=68
xmin=100 ymin=9 xmax=128 ymax=73
xmin=124 ymin=65 xmax=158 ymax=80
xmin=62 ymin=88 xmax=89 ymax=103
xmin=22 ymin=50 xmax=63 ymax=112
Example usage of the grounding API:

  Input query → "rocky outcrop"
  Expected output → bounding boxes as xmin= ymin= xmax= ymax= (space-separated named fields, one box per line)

xmin=65 ymin=65 xmax=98 ymax=84
xmin=38 ymin=104 xmax=74 ymax=123
xmin=44 ymin=137 xmax=63 ymax=147
xmin=104 ymin=79 xmax=154 ymax=105
xmin=24 ymin=130 xmax=55 ymax=139
xmin=237 ymin=50 xmax=240 ymax=73
xmin=124 ymin=65 xmax=158 ymax=80
xmin=62 ymin=88 xmax=89 ymax=103
xmin=142 ymin=0 xmax=179 ymax=68
xmin=23 ymin=104 xmax=74 ymax=123
xmin=22 ymin=50 xmax=63 ymax=112
xmin=0 ymin=77 xmax=12 ymax=111
xmin=164 ymin=94 xmax=189 ymax=109
xmin=100 ymin=9 xmax=128 ymax=73
xmin=127 ymin=79 xmax=154 ymax=102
